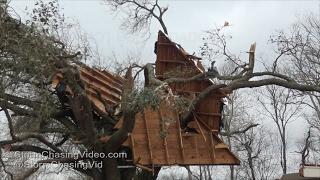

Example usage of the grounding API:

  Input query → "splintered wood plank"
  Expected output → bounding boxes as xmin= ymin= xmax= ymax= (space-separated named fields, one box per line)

xmin=194 ymin=113 xmax=212 ymax=131
xmin=84 ymin=88 xmax=114 ymax=104
xmin=142 ymin=111 xmax=154 ymax=164
xmin=85 ymin=90 xmax=118 ymax=108
xmin=101 ymin=69 xmax=124 ymax=84
xmin=158 ymin=109 xmax=169 ymax=164
xmin=136 ymin=164 xmax=153 ymax=172
xmin=195 ymin=115 xmax=221 ymax=132
xmin=209 ymin=132 xmax=216 ymax=162
xmin=80 ymin=69 xmax=122 ymax=94
xmin=163 ymin=137 xmax=169 ymax=164
xmin=82 ymin=79 xmax=121 ymax=101
xmin=130 ymin=134 xmax=136 ymax=162
xmin=81 ymin=67 xmax=123 ymax=90
xmin=193 ymin=113 xmax=206 ymax=142
xmin=215 ymin=143 xmax=229 ymax=149
xmin=175 ymin=112 xmax=185 ymax=163
xmin=87 ymin=95 xmax=106 ymax=113
xmin=211 ymin=133 xmax=224 ymax=144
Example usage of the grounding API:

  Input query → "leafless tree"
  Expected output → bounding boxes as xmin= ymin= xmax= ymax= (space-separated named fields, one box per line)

xmin=257 ymin=86 xmax=302 ymax=174
xmin=232 ymin=126 xmax=279 ymax=180
xmin=219 ymin=89 xmax=280 ymax=180
xmin=296 ymin=128 xmax=312 ymax=165
xmin=219 ymin=90 xmax=256 ymax=180
xmin=295 ymin=126 xmax=320 ymax=165
xmin=106 ymin=0 xmax=169 ymax=34
xmin=271 ymin=12 xmax=320 ymax=165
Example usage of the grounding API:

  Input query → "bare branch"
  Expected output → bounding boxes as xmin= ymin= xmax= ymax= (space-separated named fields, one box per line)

xmin=0 ymin=132 xmax=62 ymax=153
xmin=107 ymin=0 xmax=169 ymax=34
xmin=220 ymin=123 xmax=259 ymax=136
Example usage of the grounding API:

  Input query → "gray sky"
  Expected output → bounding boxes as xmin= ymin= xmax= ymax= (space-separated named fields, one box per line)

xmin=11 ymin=0 xmax=320 ymax=67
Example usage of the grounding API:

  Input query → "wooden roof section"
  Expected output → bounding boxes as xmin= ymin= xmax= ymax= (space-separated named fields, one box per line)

xmin=115 ymin=31 xmax=239 ymax=166
xmin=120 ymin=102 xmax=240 ymax=166
xmin=155 ymin=31 xmax=205 ymax=79
xmin=155 ymin=31 xmax=228 ymax=132
xmin=52 ymin=66 xmax=124 ymax=113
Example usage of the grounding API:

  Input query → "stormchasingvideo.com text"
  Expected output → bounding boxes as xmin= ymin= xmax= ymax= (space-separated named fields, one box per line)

xmin=8 ymin=151 xmax=127 ymax=169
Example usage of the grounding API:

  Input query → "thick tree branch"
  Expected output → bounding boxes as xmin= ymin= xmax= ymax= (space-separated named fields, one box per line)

xmin=226 ymin=78 xmax=320 ymax=92
xmin=180 ymin=84 xmax=227 ymax=127
xmin=0 ymin=99 xmax=35 ymax=116
xmin=9 ymin=144 xmax=54 ymax=154
xmin=0 ymin=93 xmax=40 ymax=109
xmin=0 ymin=132 xmax=62 ymax=153
xmin=103 ymin=109 xmax=136 ymax=153
xmin=251 ymin=72 xmax=294 ymax=82
xmin=3 ymin=108 xmax=15 ymax=139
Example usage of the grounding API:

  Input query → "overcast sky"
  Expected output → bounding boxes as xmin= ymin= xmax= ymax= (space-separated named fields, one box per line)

xmin=8 ymin=0 xmax=320 ymax=176
xmin=11 ymin=0 xmax=320 ymax=68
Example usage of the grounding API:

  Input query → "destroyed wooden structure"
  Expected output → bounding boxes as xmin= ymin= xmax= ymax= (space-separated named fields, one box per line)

xmin=155 ymin=31 xmax=228 ymax=132
xmin=52 ymin=31 xmax=240 ymax=170
xmin=52 ymin=66 xmax=124 ymax=113
xmin=123 ymin=31 xmax=239 ymax=166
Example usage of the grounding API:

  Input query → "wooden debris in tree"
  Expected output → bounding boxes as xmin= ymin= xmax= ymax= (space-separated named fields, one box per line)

xmin=51 ymin=31 xmax=240 ymax=167
xmin=155 ymin=31 xmax=229 ymax=132
xmin=52 ymin=66 xmax=124 ymax=114
xmin=117 ymin=102 xmax=239 ymax=165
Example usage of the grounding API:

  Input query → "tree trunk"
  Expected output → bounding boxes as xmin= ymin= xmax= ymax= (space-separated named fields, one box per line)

xmin=247 ymin=151 xmax=256 ymax=180
xmin=282 ymin=133 xmax=287 ymax=174
xmin=227 ymin=136 xmax=234 ymax=180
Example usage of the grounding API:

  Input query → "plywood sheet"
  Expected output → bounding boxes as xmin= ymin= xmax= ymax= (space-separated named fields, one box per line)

xmin=155 ymin=31 xmax=228 ymax=132
xmin=120 ymin=102 xmax=240 ymax=166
